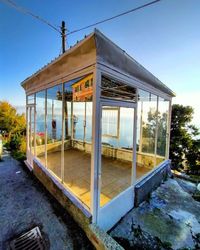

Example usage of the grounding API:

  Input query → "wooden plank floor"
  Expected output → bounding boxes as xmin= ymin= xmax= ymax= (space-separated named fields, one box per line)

xmin=38 ymin=148 xmax=151 ymax=208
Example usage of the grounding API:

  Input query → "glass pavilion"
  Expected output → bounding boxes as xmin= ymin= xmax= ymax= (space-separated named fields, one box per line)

xmin=22 ymin=29 xmax=175 ymax=231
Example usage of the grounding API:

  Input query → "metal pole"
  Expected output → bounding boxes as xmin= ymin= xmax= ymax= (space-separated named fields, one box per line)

xmin=61 ymin=21 xmax=66 ymax=53
xmin=61 ymin=83 xmax=65 ymax=183
xmin=45 ymin=90 xmax=48 ymax=168
xmin=34 ymin=94 xmax=36 ymax=157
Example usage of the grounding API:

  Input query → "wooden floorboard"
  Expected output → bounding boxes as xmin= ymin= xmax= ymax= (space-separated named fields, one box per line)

xmin=38 ymin=148 xmax=151 ymax=208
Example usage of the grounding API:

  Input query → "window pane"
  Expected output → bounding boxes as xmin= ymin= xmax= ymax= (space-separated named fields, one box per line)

xmin=86 ymin=102 xmax=92 ymax=142
xmin=35 ymin=91 xmax=46 ymax=164
xmin=141 ymin=92 xmax=157 ymax=154
xmin=136 ymin=90 xmax=157 ymax=179
xmin=64 ymin=74 xmax=93 ymax=209
xmin=46 ymin=84 xmax=63 ymax=179
xmin=102 ymin=107 xmax=119 ymax=137
xmin=27 ymin=94 xmax=35 ymax=104
xmin=100 ymin=106 xmax=134 ymax=207
xmin=73 ymin=102 xmax=85 ymax=140
xmin=156 ymin=97 xmax=169 ymax=162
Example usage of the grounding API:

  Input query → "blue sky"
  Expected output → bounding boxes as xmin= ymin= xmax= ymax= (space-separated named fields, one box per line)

xmin=0 ymin=0 xmax=199 ymax=126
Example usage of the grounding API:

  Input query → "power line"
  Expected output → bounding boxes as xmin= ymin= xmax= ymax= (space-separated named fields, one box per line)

xmin=1 ymin=0 xmax=61 ymax=34
xmin=67 ymin=0 xmax=161 ymax=36
xmin=1 ymin=0 xmax=161 ymax=51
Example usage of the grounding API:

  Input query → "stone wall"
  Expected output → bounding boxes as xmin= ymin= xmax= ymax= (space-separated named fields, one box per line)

xmin=134 ymin=160 xmax=171 ymax=206
xmin=32 ymin=159 xmax=123 ymax=250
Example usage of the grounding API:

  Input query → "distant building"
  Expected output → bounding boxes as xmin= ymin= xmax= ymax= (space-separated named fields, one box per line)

xmin=72 ymin=74 xmax=93 ymax=101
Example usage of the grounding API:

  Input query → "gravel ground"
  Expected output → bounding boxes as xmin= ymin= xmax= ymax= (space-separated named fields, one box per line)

xmin=0 ymin=151 xmax=94 ymax=250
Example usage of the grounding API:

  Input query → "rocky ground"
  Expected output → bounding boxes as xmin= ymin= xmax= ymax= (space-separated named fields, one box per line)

xmin=110 ymin=177 xmax=200 ymax=250
xmin=0 ymin=151 xmax=93 ymax=250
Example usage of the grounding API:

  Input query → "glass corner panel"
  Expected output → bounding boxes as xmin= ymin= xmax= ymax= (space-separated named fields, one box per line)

xmin=136 ymin=90 xmax=170 ymax=180
xmin=156 ymin=97 xmax=169 ymax=162
xmin=136 ymin=90 xmax=157 ymax=180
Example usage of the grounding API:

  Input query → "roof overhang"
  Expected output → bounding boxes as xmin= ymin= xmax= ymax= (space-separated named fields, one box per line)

xmin=21 ymin=29 xmax=175 ymax=97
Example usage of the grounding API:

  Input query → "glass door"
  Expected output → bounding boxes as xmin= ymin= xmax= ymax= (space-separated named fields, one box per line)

xmin=97 ymin=100 xmax=137 ymax=230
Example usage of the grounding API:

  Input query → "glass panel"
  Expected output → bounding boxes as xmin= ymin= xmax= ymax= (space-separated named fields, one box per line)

xmin=27 ymin=108 xmax=30 ymax=151
xmin=136 ymin=90 xmax=158 ymax=180
xmin=73 ymin=102 xmax=85 ymax=141
xmin=141 ymin=93 xmax=157 ymax=155
xmin=27 ymin=94 xmax=35 ymax=104
xmin=101 ymin=75 xmax=136 ymax=102
xmin=85 ymin=102 xmax=92 ymax=142
xmin=30 ymin=107 xmax=35 ymax=152
xmin=63 ymin=74 xmax=93 ymax=209
xmin=27 ymin=107 xmax=31 ymax=164
xmin=46 ymin=84 xmax=63 ymax=179
xmin=102 ymin=107 xmax=119 ymax=138
xmin=35 ymin=91 xmax=46 ymax=164
xmin=100 ymin=105 xmax=134 ymax=207
xmin=156 ymin=97 xmax=169 ymax=163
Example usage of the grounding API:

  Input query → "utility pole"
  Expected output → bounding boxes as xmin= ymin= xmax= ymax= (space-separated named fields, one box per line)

xmin=61 ymin=21 xmax=66 ymax=53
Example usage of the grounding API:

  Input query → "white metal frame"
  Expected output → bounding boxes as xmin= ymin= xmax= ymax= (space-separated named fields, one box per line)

xmin=90 ymin=67 xmax=138 ymax=229
xmin=25 ymin=61 xmax=173 ymax=231
xmin=90 ymin=67 xmax=101 ymax=222
xmin=29 ymin=67 xmax=96 ymax=215
xmin=97 ymin=62 xmax=173 ymax=101
xmin=96 ymin=100 xmax=136 ymax=230
xmin=26 ymin=103 xmax=35 ymax=167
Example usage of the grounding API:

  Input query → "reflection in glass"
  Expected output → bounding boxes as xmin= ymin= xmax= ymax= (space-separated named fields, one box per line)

xmin=63 ymin=74 xmax=93 ymax=209
xmin=46 ymin=84 xmax=63 ymax=179
xmin=102 ymin=107 xmax=119 ymax=138
xmin=35 ymin=91 xmax=46 ymax=163
xmin=136 ymin=90 xmax=170 ymax=178
xmin=136 ymin=90 xmax=157 ymax=177
xmin=27 ymin=94 xmax=35 ymax=104
xmin=156 ymin=98 xmax=169 ymax=162
xmin=141 ymin=93 xmax=157 ymax=155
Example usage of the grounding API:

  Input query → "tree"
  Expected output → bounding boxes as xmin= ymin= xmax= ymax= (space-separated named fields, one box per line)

xmin=0 ymin=101 xmax=26 ymax=140
xmin=142 ymin=108 xmax=168 ymax=156
xmin=185 ymin=139 xmax=200 ymax=174
xmin=169 ymin=104 xmax=200 ymax=173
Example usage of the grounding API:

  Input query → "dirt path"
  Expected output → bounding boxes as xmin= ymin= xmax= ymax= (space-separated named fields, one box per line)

xmin=0 ymin=151 xmax=93 ymax=250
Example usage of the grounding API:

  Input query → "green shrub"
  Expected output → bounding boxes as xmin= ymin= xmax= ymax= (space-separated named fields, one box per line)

xmin=10 ymin=135 xmax=26 ymax=162
xmin=12 ymin=150 xmax=26 ymax=162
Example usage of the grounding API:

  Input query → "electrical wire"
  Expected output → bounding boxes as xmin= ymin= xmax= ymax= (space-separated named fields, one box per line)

xmin=1 ymin=0 xmax=161 ymax=51
xmin=1 ymin=0 xmax=61 ymax=34
xmin=67 ymin=0 xmax=161 ymax=36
